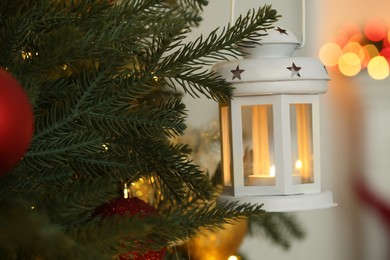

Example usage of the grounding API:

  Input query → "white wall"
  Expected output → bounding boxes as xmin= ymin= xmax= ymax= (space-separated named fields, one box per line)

xmin=185 ymin=0 xmax=390 ymax=259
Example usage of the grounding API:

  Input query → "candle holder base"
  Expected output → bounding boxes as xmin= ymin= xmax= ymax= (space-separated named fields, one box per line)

xmin=217 ymin=191 xmax=336 ymax=212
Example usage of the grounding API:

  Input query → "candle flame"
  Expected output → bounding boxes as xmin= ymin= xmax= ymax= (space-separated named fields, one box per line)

xmin=295 ymin=160 xmax=303 ymax=169
xmin=269 ymin=165 xmax=276 ymax=177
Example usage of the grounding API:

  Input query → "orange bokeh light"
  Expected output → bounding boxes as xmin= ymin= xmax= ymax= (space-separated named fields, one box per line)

xmin=380 ymin=47 xmax=390 ymax=62
xmin=367 ymin=56 xmax=389 ymax=80
xmin=338 ymin=52 xmax=362 ymax=76
xmin=360 ymin=44 xmax=379 ymax=68
xmin=319 ymin=42 xmax=343 ymax=67
xmin=364 ymin=18 xmax=387 ymax=42
xmin=343 ymin=42 xmax=363 ymax=61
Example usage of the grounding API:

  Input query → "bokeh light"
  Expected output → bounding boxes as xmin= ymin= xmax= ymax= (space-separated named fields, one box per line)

xmin=319 ymin=42 xmax=343 ymax=67
xmin=387 ymin=31 xmax=390 ymax=46
xmin=343 ymin=42 xmax=364 ymax=62
xmin=338 ymin=52 xmax=361 ymax=76
xmin=364 ymin=18 xmax=387 ymax=42
xmin=343 ymin=42 xmax=362 ymax=55
xmin=383 ymin=32 xmax=390 ymax=47
xmin=349 ymin=33 xmax=364 ymax=43
xmin=380 ymin=47 xmax=390 ymax=62
xmin=367 ymin=56 xmax=389 ymax=80
xmin=319 ymin=19 xmax=390 ymax=79
xmin=360 ymin=44 xmax=379 ymax=67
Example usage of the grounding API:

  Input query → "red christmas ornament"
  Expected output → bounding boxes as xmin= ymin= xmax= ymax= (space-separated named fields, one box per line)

xmin=94 ymin=197 xmax=166 ymax=260
xmin=0 ymin=68 xmax=34 ymax=176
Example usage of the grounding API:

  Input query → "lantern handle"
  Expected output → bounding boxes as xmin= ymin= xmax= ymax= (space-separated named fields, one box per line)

xmin=230 ymin=0 xmax=306 ymax=49
xmin=296 ymin=0 xmax=306 ymax=49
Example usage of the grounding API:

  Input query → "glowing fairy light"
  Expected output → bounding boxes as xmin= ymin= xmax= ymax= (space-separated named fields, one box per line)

xmin=364 ymin=18 xmax=387 ymax=42
xmin=102 ymin=143 xmax=109 ymax=151
xmin=21 ymin=51 xmax=33 ymax=60
xmin=319 ymin=42 xmax=342 ymax=67
xmin=360 ymin=44 xmax=379 ymax=68
xmin=342 ymin=42 xmax=362 ymax=56
xmin=319 ymin=19 xmax=390 ymax=80
xmin=338 ymin=52 xmax=361 ymax=76
xmin=367 ymin=56 xmax=389 ymax=80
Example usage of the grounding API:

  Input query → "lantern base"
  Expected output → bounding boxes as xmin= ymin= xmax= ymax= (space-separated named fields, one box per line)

xmin=217 ymin=191 xmax=336 ymax=212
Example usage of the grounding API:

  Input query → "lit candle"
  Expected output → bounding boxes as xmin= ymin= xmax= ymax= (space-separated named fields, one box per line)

xmin=248 ymin=106 xmax=275 ymax=186
xmin=293 ymin=160 xmax=303 ymax=184
xmin=248 ymin=165 xmax=276 ymax=186
xmin=296 ymin=104 xmax=313 ymax=182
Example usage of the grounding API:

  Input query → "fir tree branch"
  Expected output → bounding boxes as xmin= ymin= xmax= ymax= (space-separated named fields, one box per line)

xmin=154 ymin=5 xmax=278 ymax=101
xmin=157 ymin=5 xmax=278 ymax=69
xmin=248 ymin=212 xmax=305 ymax=250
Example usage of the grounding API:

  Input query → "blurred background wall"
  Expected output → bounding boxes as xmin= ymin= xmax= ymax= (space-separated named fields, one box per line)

xmin=184 ymin=0 xmax=390 ymax=259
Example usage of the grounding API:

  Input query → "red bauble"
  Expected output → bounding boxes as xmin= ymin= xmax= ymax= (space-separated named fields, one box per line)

xmin=94 ymin=197 xmax=166 ymax=260
xmin=0 ymin=68 xmax=34 ymax=176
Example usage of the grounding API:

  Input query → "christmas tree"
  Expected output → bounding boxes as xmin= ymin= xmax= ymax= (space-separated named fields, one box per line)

xmin=0 ymin=0 xmax=303 ymax=259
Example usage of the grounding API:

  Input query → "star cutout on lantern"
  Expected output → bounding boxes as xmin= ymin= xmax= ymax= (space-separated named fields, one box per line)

xmin=287 ymin=62 xmax=301 ymax=77
xmin=231 ymin=65 xmax=245 ymax=80
xmin=276 ymin=27 xmax=288 ymax=35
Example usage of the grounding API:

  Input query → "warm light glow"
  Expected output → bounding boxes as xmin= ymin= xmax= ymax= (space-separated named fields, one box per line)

xmin=380 ymin=47 xmax=390 ymax=62
xmin=228 ymin=256 xmax=239 ymax=260
xmin=367 ymin=56 xmax=389 ymax=80
xmin=21 ymin=51 xmax=33 ymax=60
xmin=319 ymin=42 xmax=342 ymax=66
xmin=349 ymin=33 xmax=364 ymax=43
xmin=360 ymin=44 xmax=379 ymax=67
xmin=123 ymin=183 xmax=129 ymax=198
xmin=252 ymin=106 xmax=270 ymax=176
xmin=364 ymin=18 xmax=387 ymax=42
xmin=221 ymin=106 xmax=232 ymax=186
xmin=295 ymin=160 xmax=303 ymax=169
xmin=269 ymin=165 xmax=276 ymax=177
xmin=102 ymin=143 xmax=109 ymax=151
xmin=343 ymin=42 xmax=362 ymax=56
xmin=344 ymin=42 xmax=364 ymax=63
xmin=338 ymin=52 xmax=361 ymax=76
xmin=295 ymin=104 xmax=312 ymax=180
xmin=387 ymin=31 xmax=390 ymax=46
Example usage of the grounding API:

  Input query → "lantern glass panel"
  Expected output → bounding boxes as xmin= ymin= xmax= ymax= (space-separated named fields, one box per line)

xmin=220 ymin=105 xmax=232 ymax=187
xmin=290 ymin=104 xmax=314 ymax=184
xmin=242 ymin=104 xmax=275 ymax=186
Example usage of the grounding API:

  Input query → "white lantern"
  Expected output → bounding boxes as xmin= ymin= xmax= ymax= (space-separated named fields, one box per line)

xmin=213 ymin=28 xmax=336 ymax=212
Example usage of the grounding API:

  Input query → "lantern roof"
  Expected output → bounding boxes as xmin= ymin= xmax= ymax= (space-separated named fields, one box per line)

xmin=211 ymin=27 xmax=329 ymax=97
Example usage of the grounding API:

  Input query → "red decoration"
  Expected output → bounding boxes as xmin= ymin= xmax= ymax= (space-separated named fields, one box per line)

xmin=354 ymin=177 xmax=390 ymax=232
xmin=364 ymin=18 xmax=387 ymax=42
xmin=0 ymin=68 xmax=34 ymax=176
xmin=94 ymin=197 xmax=166 ymax=260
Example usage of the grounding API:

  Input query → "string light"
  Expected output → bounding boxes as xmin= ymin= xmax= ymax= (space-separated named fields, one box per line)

xmin=21 ymin=51 xmax=38 ymax=60
xmin=319 ymin=18 xmax=390 ymax=80
xmin=338 ymin=52 xmax=361 ymax=76
xmin=102 ymin=143 xmax=109 ymax=151
xmin=368 ymin=56 xmax=389 ymax=80
xmin=364 ymin=18 xmax=387 ymax=42
xmin=319 ymin=42 xmax=342 ymax=67
xmin=123 ymin=183 xmax=129 ymax=198
xmin=21 ymin=51 xmax=32 ymax=60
